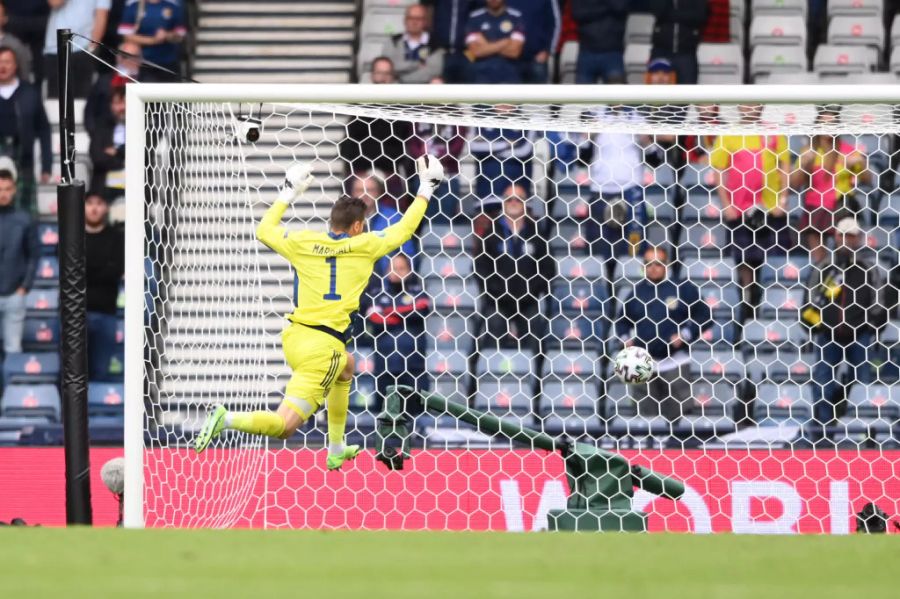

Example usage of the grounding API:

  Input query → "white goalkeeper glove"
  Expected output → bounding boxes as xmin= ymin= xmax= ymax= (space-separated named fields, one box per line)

xmin=276 ymin=162 xmax=315 ymax=204
xmin=415 ymin=155 xmax=444 ymax=201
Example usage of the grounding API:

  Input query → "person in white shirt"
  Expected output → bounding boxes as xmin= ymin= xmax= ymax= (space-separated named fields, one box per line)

xmin=43 ymin=0 xmax=111 ymax=98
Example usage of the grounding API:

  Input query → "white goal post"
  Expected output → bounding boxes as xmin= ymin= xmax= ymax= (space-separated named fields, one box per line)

xmin=124 ymin=84 xmax=900 ymax=530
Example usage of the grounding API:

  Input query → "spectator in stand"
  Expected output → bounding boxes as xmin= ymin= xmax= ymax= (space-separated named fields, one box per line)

xmin=470 ymin=104 xmax=534 ymax=214
xmin=0 ymin=46 xmax=52 ymax=210
xmin=44 ymin=0 xmax=110 ymax=98
xmin=100 ymin=0 xmax=126 ymax=51
xmin=421 ymin=0 xmax=482 ymax=83
xmin=469 ymin=183 xmax=555 ymax=411
xmin=365 ymin=253 xmax=431 ymax=409
xmin=571 ymin=0 xmax=627 ymax=84
xmin=463 ymin=0 xmax=525 ymax=84
xmin=585 ymin=105 xmax=647 ymax=287
xmin=0 ymin=2 xmax=32 ymax=82
xmin=339 ymin=58 xmax=413 ymax=189
xmin=84 ymin=190 xmax=124 ymax=380
xmin=351 ymin=170 xmax=418 ymax=276
xmin=406 ymin=93 xmax=466 ymax=222
xmin=89 ymin=84 xmax=126 ymax=203
xmin=118 ymin=0 xmax=186 ymax=82
xmin=710 ymin=104 xmax=790 ymax=323
xmin=790 ymin=112 xmax=870 ymax=265
xmin=380 ymin=4 xmax=444 ymax=84
xmin=615 ymin=246 xmax=711 ymax=423
xmin=801 ymin=217 xmax=888 ymax=444
xmin=3 ymin=1 xmax=48 ymax=84
xmin=0 ymin=167 xmax=37 ymax=355
xmin=649 ymin=0 xmax=707 ymax=85
xmin=507 ymin=0 xmax=560 ymax=84
xmin=84 ymin=40 xmax=139 ymax=133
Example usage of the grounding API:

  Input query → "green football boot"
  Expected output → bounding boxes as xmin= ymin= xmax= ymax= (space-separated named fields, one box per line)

xmin=326 ymin=445 xmax=361 ymax=470
xmin=194 ymin=405 xmax=227 ymax=454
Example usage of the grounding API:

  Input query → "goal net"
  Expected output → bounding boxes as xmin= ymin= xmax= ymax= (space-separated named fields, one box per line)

xmin=124 ymin=85 xmax=900 ymax=532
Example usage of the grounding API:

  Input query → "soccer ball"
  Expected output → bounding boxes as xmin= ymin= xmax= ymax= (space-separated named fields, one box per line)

xmin=613 ymin=346 xmax=655 ymax=385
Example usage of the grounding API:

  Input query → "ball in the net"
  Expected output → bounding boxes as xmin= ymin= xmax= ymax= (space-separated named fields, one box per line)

xmin=613 ymin=346 xmax=655 ymax=385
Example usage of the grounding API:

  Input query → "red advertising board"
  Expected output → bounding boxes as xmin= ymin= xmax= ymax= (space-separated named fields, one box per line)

xmin=1 ymin=448 xmax=898 ymax=532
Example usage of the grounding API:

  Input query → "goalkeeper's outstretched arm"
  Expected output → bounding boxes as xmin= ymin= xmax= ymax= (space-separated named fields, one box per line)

xmin=255 ymin=163 xmax=315 ymax=258
xmin=370 ymin=155 xmax=444 ymax=259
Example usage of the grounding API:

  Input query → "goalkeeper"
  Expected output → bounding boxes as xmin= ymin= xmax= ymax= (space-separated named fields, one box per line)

xmin=195 ymin=154 xmax=445 ymax=470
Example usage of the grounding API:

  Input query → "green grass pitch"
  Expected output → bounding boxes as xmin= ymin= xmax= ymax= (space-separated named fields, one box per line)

xmin=0 ymin=528 xmax=894 ymax=598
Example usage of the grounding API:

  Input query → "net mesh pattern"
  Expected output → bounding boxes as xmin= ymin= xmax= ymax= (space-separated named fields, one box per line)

xmin=139 ymin=100 xmax=900 ymax=531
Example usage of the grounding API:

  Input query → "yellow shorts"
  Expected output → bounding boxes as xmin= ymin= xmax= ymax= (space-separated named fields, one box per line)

xmin=281 ymin=323 xmax=347 ymax=418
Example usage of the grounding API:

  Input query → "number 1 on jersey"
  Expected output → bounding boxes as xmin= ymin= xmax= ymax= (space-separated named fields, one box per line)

xmin=323 ymin=256 xmax=342 ymax=301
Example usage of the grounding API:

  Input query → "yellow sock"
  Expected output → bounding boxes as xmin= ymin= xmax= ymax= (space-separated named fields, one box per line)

xmin=227 ymin=411 xmax=285 ymax=438
xmin=327 ymin=379 xmax=351 ymax=455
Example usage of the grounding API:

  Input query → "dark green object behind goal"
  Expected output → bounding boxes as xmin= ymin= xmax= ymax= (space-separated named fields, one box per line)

xmin=375 ymin=386 xmax=685 ymax=532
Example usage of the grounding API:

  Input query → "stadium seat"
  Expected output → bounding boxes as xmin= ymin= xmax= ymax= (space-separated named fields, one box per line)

xmin=689 ymin=380 xmax=736 ymax=418
xmin=685 ymin=257 xmax=737 ymax=283
xmin=743 ymin=318 xmax=805 ymax=348
xmin=421 ymin=223 xmax=467 ymax=255
xmin=426 ymin=314 xmax=475 ymax=350
xmin=815 ymin=44 xmax=877 ymax=75
xmin=609 ymin=258 xmax=643 ymax=283
xmin=760 ymin=285 xmax=804 ymax=318
xmin=363 ymin=0 xmax=416 ymax=14
xmin=846 ymin=384 xmax=900 ymax=421
xmin=36 ymin=186 xmax=57 ymax=217
xmin=2 ymin=352 xmax=59 ymax=385
xmin=559 ymin=256 xmax=605 ymax=280
xmin=22 ymin=317 xmax=60 ymax=351
xmin=549 ymin=315 xmax=601 ymax=348
xmin=426 ymin=277 xmax=478 ymax=314
xmin=0 ymin=416 xmax=50 ymax=446
xmin=544 ymin=351 xmax=598 ymax=379
xmin=33 ymin=256 xmax=59 ymax=288
xmin=752 ymin=0 xmax=806 ymax=17
xmin=690 ymin=349 xmax=745 ymax=381
xmin=37 ymin=223 xmax=58 ymax=256
xmin=746 ymin=352 xmax=814 ymax=383
xmin=697 ymin=43 xmax=744 ymax=83
xmin=477 ymin=349 xmax=534 ymax=376
xmin=559 ymin=41 xmax=578 ymax=83
xmin=750 ymin=44 xmax=808 ymax=79
xmin=87 ymin=382 xmax=124 ymax=418
xmin=828 ymin=0 xmax=883 ymax=18
xmin=88 ymin=312 xmax=124 ymax=382
xmin=759 ymin=255 xmax=809 ymax=285
xmin=360 ymin=12 xmax=403 ymax=45
xmin=426 ymin=348 xmax=469 ymax=376
xmin=25 ymin=289 xmax=58 ymax=316
xmin=625 ymin=13 xmax=655 ymax=45
xmin=624 ymin=43 xmax=652 ymax=83
xmin=474 ymin=379 xmax=533 ymax=416
xmin=548 ymin=280 xmax=608 ymax=317
xmin=685 ymin=222 xmax=729 ymax=256
xmin=698 ymin=283 xmax=740 ymax=321
xmin=828 ymin=16 xmax=885 ymax=50
xmin=749 ymin=15 xmax=806 ymax=48
xmin=0 ymin=384 xmax=61 ymax=421
xmin=422 ymin=254 xmax=472 ymax=278
xmin=753 ymin=382 xmax=812 ymax=425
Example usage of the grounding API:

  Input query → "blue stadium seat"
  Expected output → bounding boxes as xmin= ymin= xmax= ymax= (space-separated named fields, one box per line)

xmin=760 ymin=285 xmax=804 ymax=318
xmin=549 ymin=315 xmax=603 ymax=349
xmin=473 ymin=379 xmax=533 ymax=416
xmin=0 ymin=416 xmax=49 ymax=446
xmin=541 ymin=380 xmax=598 ymax=416
xmin=754 ymin=382 xmax=812 ymax=426
xmin=685 ymin=257 xmax=737 ymax=283
xmin=426 ymin=348 xmax=469 ymax=377
xmin=87 ymin=382 xmax=124 ymax=417
xmin=544 ymin=351 xmax=598 ymax=379
xmin=425 ymin=277 xmax=477 ymax=314
xmin=421 ymin=223 xmax=467 ymax=255
xmin=697 ymin=283 xmax=740 ymax=321
xmin=746 ymin=351 xmax=815 ymax=384
xmin=0 ymin=384 xmax=61 ymax=421
xmin=609 ymin=258 xmax=644 ymax=283
xmin=425 ymin=314 xmax=475 ymax=351
xmin=2 ymin=352 xmax=60 ymax=385
xmin=559 ymin=256 xmax=606 ymax=280
xmin=684 ymin=223 xmax=729 ymax=257
xmin=548 ymin=280 xmax=608 ymax=317
xmin=37 ymin=223 xmax=59 ymax=256
xmin=33 ymin=256 xmax=59 ymax=288
xmin=743 ymin=318 xmax=805 ymax=348
xmin=25 ymin=289 xmax=58 ymax=316
xmin=690 ymin=349 xmax=745 ymax=381
xmin=689 ymin=380 xmax=736 ymax=418
xmin=758 ymin=255 xmax=809 ymax=285
xmin=22 ymin=317 xmax=60 ymax=351
xmin=422 ymin=254 xmax=472 ymax=278
xmin=477 ymin=349 xmax=534 ymax=376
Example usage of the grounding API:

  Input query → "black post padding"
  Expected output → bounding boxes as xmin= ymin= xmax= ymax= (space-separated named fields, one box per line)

xmin=58 ymin=181 xmax=92 ymax=525
xmin=57 ymin=26 xmax=92 ymax=526
xmin=57 ymin=29 xmax=76 ymax=184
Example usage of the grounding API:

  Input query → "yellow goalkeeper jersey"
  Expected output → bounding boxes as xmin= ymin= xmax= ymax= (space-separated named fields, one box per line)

xmin=256 ymin=198 xmax=427 ymax=335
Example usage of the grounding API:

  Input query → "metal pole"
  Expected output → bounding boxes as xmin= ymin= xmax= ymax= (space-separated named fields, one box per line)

xmin=56 ymin=28 xmax=92 ymax=525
